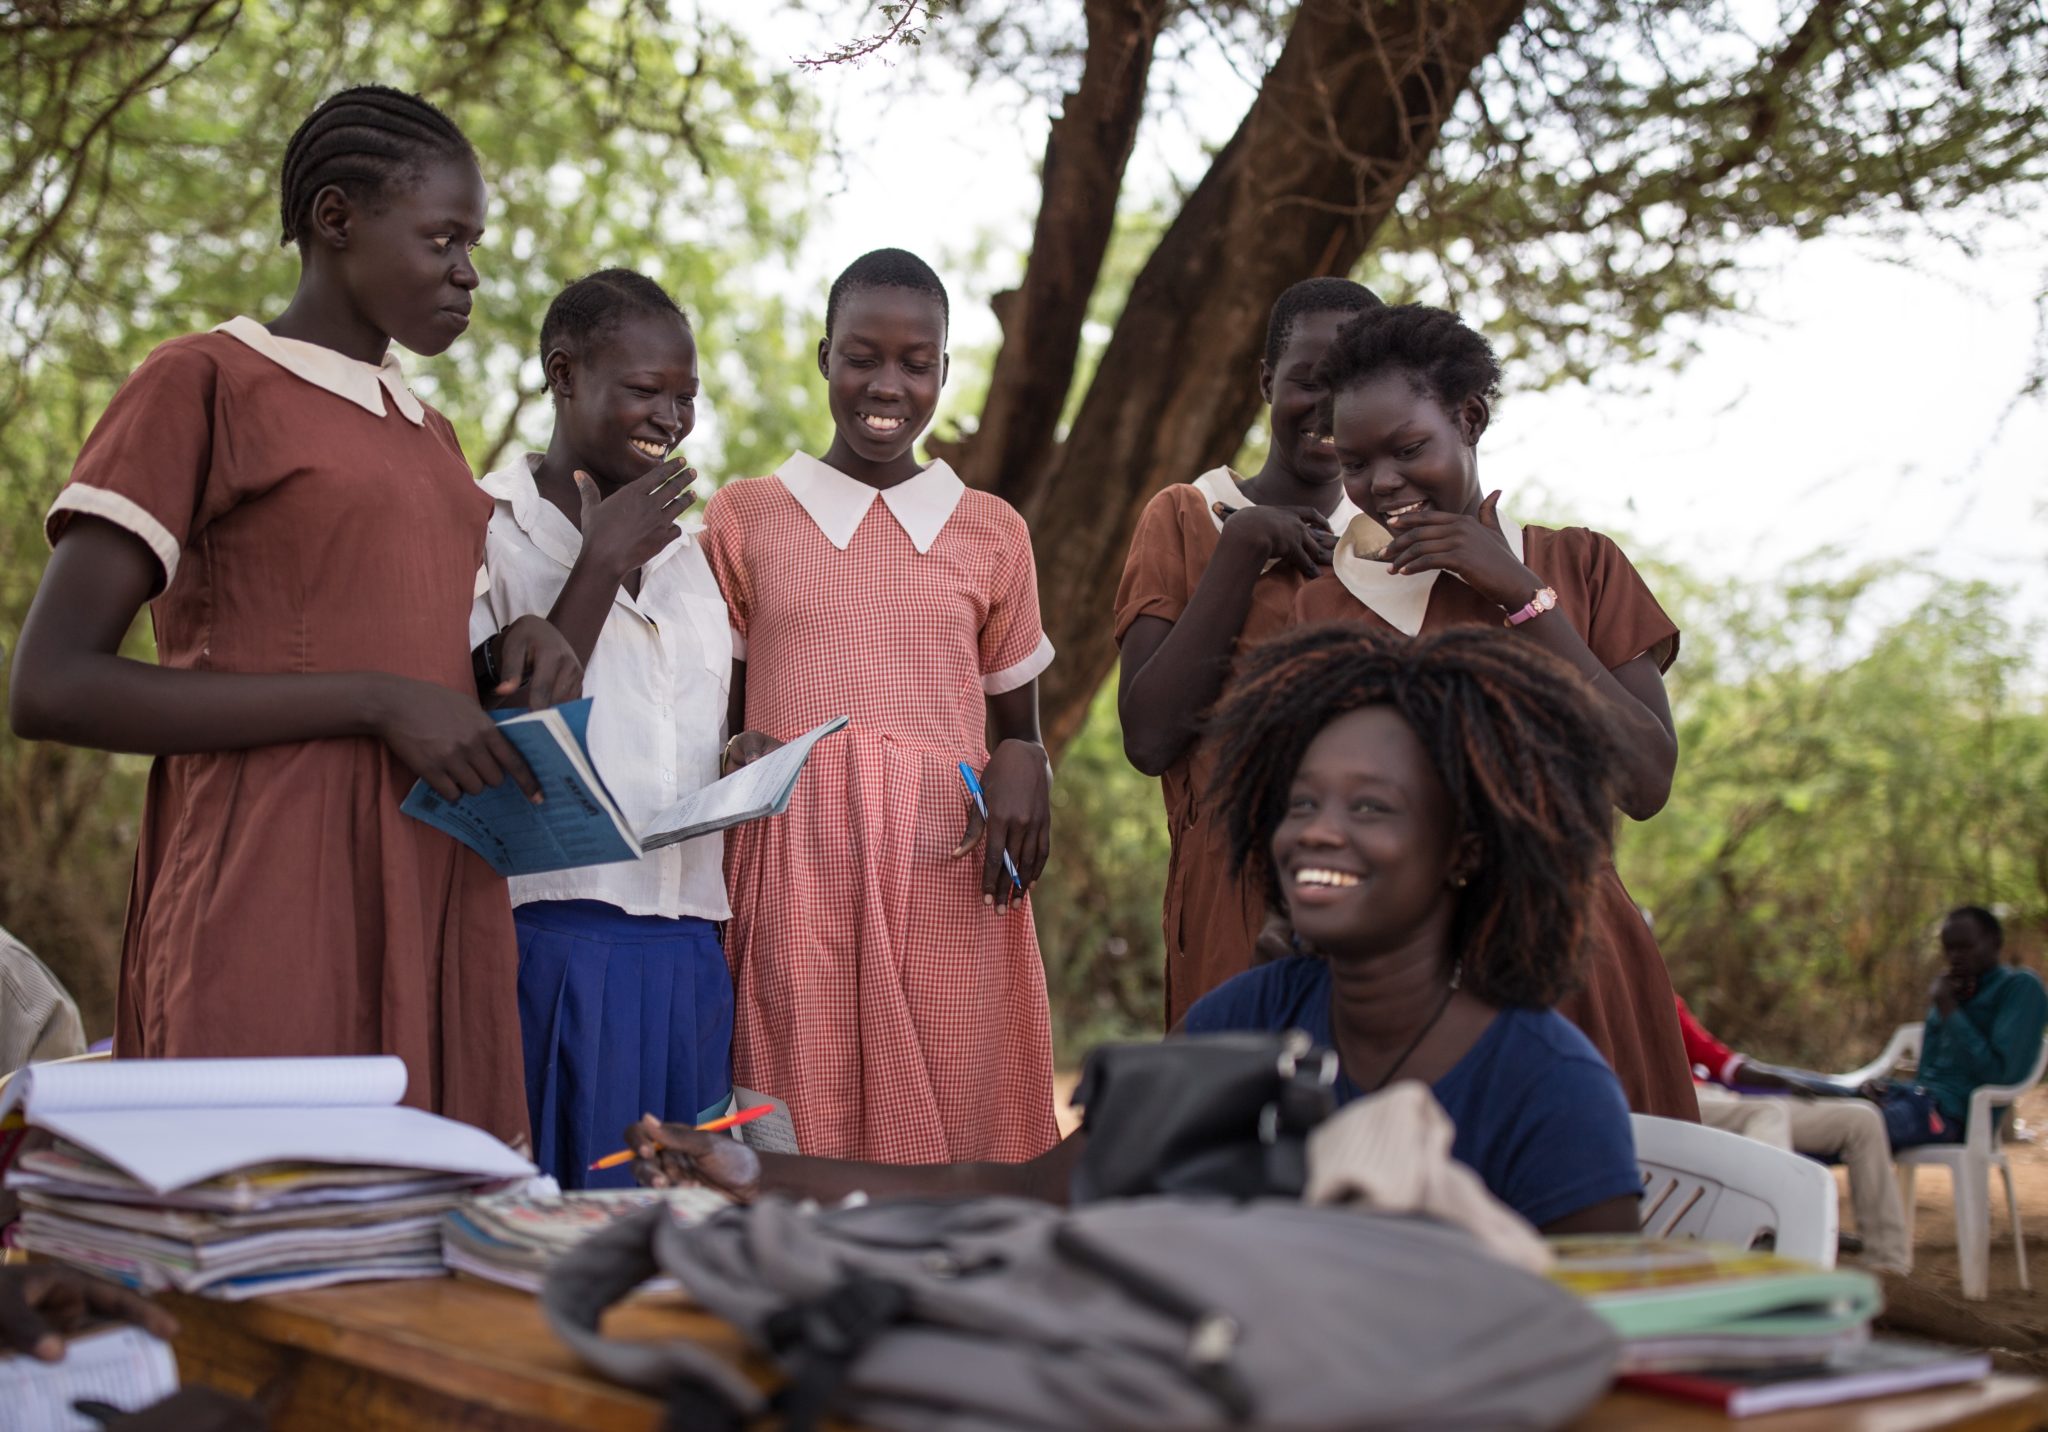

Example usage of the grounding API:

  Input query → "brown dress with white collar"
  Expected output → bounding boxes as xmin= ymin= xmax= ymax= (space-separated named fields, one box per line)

xmin=1293 ymin=523 xmax=1699 ymax=1122
xmin=43 ymin=331 xmax=528 ymax=1144
xmin=1115 ymin=481 xmax=1329 ymax=1029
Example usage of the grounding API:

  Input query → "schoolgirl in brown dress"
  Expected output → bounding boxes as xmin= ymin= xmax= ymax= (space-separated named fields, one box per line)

xmin=8 ymin=89 xmax=581 ymax=1143
xmin=1114 ymin=278 xmax=1379 ymax=1028
xmin=1291 ymin=303 xmax=1697 ymax=1120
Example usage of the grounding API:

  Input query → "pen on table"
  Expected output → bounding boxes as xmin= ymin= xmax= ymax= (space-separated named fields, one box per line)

xmin=957 ymin=761 xmax=1024 ymax=892
xmin=587 ymin=1102 xmax=775 ymax=1171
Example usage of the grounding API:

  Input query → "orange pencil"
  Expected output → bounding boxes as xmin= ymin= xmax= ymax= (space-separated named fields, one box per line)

xmin=587 ymin=1103 xmax=775 ymax=1171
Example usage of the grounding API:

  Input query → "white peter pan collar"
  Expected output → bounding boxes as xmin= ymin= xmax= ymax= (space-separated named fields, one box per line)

xmin=777 ymin=451 xmax=965 ymax=554
xmin=214 ymin=316 xmax=426 ymax=425
xmin=1330 ymin=501 xmax=1524 ymax=637
xmin=1191 ymin=466 xmax=1363 ymax=533
xmin=1191 ymin=467 xmax=1365 ymax=579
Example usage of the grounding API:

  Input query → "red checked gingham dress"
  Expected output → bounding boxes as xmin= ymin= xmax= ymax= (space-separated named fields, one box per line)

xmin=702 ymin=457 xmax=1060 ymax=1162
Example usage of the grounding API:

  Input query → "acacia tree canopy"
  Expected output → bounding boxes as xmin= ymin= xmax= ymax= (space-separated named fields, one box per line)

xmin=902 ymin=0 xmax=2046 ymax=747
xmin=1 ymin=0 xmax=825 ymax=494
xmin=8 ymin=2 xmax=2043 ymax=750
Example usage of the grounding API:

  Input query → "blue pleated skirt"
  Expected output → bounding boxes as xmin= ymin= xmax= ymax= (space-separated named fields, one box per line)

xmin=514 ymin=900 xmax=733 ymax=1190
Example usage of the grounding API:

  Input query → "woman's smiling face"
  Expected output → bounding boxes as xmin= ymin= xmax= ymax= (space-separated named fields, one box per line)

xmin=1330 ymin=370 xmax=1485 ymax=527
xmin=1261 ymin=308 xmax=1355 ymax=489
xmin=1271 ymin=704 xmax=1464 ymax=959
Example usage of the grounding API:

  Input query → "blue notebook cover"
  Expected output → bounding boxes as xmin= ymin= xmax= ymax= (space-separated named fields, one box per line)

xmin=399 ymin=698 xmax=640 ymax=877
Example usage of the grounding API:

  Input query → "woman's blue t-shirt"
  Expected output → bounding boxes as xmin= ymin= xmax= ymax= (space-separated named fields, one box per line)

xmin=1183 ymin=957 xmax=1639 ymax=1229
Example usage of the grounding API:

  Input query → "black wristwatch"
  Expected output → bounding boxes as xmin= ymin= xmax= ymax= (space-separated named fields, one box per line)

xmin=473 ymin=626 xmax=506 ymax=690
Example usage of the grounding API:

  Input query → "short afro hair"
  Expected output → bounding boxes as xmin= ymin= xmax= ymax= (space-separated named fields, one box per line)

xmin=1946 ymin=906 xmax=2005 ymax=948
xmin=279 ymin=85 xmax=474 ymax=248
xmin=1264 ymin=277 xmax=1381 ymax=370
xmin=1208 ymin=624 xmax=1623 ymax=1008
xmin=1313 ymin=303 xmax=1504 ymax=414
xmin=825 ymin=247 xmax=949 ymax=341
xmin=538 ymin=268 xmax=690 ymax=378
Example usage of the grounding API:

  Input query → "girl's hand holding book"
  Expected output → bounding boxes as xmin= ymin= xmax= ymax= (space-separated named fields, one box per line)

xmin=369 ymin=676 xmax=542 ymax=804
xmin=574 ymin=460 xmax=695 ymax=578
xmin=720 ymin=729 xmax=785 ymax=775
xmin=953 ymin=739 xmax=1051 ymax=913
xmin=492 ymin=615 xmax=585 ymax=709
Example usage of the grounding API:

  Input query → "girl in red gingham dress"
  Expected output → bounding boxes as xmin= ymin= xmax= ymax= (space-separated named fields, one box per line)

xmin=701 ymin=250 xmax=1059 ymax=1162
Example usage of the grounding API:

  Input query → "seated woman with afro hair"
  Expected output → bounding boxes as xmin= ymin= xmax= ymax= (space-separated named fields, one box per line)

xmin=628 ymin=625 xmax=1642 ymax=1235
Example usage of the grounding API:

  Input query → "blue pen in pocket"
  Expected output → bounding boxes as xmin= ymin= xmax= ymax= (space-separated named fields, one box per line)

xmin=957 ymin=761 xmax=1024 ymax=892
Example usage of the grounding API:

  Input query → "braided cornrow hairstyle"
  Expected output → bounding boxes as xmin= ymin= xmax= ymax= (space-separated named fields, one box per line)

xmin=1208 ymin=624 xmax=1622 ymax=1008
xmin=825 ymin=247 xmax=949 ymax=340
xmin=538 ymin=268 xmax=691 ymax=378
xmin=1313 ymin=302 xmax=1503 ymax=414
xmin=1263 ymin=277 xmax=1381 ymax=370
xmin=279 ymin=85 xmax=475 ymax=248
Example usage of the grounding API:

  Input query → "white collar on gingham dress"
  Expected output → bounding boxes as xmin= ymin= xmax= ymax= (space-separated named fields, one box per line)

xmin=776 ymin=451 xmax=965 ymax=555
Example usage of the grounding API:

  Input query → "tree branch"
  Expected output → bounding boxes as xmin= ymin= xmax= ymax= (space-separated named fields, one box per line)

xmin=1018 ymin=0 xmax=1527 ymax=753
xmin=957 ymin=0 xmax=1170 ymax=501
xmin=795 ymin=0 xmax=942 ymax=71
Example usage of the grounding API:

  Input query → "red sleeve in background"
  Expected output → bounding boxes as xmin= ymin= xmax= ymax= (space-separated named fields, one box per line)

xmin=1674 ymin=997 xmax=1742 ymax=1084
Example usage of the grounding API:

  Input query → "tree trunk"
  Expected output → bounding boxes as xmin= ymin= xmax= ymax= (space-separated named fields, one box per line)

xmin=949 ymin=0 xmax=1171 ymax=498
xmin=986 ymin=0 xmax=1531 ymax=756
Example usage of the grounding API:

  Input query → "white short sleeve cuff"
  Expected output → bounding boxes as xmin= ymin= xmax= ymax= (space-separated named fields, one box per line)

xmin=46 ymin=487 xmax=182 ymax=590
xmin=982 ymin=632 xmax=1055 ymax=695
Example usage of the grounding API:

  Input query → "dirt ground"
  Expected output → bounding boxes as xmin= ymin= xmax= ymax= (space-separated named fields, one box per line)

xmin=1859 ymin=1086 xmax=2048 ymax=1370
xmin=1052 ymin=1076 xmax=2048 ymax=1365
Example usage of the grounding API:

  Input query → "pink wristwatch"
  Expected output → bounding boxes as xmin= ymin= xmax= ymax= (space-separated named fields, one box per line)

xmin=1504 ymin=586 xmax=1558 ymax=627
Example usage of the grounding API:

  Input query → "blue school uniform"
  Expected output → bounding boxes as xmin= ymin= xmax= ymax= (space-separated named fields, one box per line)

xmin=473 ymin=457 xmax=735 ymax=1187
xmin=1184 ymin=957 xmax=1640 ymax=1228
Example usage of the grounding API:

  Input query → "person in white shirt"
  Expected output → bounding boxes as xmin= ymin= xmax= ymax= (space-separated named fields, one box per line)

xmin=473 ymin=268 xmax=765 ymax=1187
xmin=0 ymin=924 xmax=86 ymax=1077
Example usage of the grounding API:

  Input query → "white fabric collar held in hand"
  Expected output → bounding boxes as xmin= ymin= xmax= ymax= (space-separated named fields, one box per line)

xmin=1191 ymin=465 xmax=1364 ymax=535
xmin=1331 ymin=500 xmax=1525 ymax=637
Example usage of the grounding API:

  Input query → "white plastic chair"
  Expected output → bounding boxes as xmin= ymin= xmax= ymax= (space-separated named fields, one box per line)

xmin=1844 ymin=1021 xmax=2048 ymax=1300
xmin=1835 ymin=1023 xmax=1924 ymax=1091
xmin=1632 ymin=1113 xmax=1839 ymax=1266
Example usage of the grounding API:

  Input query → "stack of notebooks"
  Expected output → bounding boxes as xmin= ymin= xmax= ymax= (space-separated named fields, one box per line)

xmin=1550 ymin=1237 xmax=1989 ymax=1416
xmin=441 ymin=1186 xmax=732 ymax=1293
xmin=1 ymin=1056 xmax=534 ymax=1299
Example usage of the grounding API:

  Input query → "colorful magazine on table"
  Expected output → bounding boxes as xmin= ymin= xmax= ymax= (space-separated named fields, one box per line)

xmin=401 ymin=702 xmax=848 ymax=876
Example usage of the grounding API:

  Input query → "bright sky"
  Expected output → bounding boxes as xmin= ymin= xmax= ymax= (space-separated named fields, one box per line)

xmin=734 ymin=8 xmax=2048 ymax=627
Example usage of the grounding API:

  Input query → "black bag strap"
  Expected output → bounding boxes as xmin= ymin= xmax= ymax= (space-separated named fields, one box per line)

xmin=764 ymin=1274 xmax=912 ymax=1432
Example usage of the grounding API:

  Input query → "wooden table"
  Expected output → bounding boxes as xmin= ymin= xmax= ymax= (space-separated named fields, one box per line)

xmin=164 ymin=1277 xmax=2048 ymax=1432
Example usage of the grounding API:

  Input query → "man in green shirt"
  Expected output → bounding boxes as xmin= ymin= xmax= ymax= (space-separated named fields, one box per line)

xmin=1866 ymin=907 xmax=2048 ymax=1147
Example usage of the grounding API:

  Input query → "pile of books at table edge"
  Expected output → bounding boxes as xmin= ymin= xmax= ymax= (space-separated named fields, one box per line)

xmin=1548 ymin=1236 xmax=1992 ymax=1417
xmin=1 ymin=1055 xmax=535 ymax=1300
xmin=441 ymin=1185 xmax=733 ymax=1293
xmin=438 ymin=1088 xmax=789 ymax=1293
